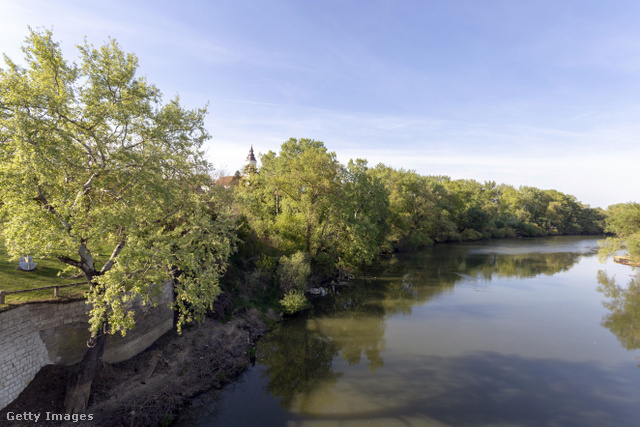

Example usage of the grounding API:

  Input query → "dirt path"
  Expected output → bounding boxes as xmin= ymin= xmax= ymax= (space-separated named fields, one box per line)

xmin=1 ymin=308 xmax=275 ymax=426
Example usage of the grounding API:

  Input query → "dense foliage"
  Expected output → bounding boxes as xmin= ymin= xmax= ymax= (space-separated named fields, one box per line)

xmin=598 ymin=202 xmax=640 ymax=263
xmin=0 ymin=29 xmax=237 ymax=335
xmin=237 ymin=140 xmax=605 ymax=262
xmin=231 ymin=138 xmax=608 ymax=312
xmin=0 ymin=30 xmax=238 ymax=412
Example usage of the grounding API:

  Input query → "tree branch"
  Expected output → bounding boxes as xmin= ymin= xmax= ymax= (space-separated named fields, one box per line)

xmin=36 ymin=185 xmax=73 ymax=233
xmin=319 ymin=202 xmax=336 ymax=244
xmin=100 ymin=240 xmax=126 ymax=274
xmin=57 ymin=255 xmax=82 ymax=269
xmin=71 ymin=173 xmax=98 ymax=209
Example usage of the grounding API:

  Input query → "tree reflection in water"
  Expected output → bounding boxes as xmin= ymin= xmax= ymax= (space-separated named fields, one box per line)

xmin=258 ymin=245 xmax=588 ymax=413
xmin=258 ymin=317 xmax=343 ymax=412
xmin=597 ymin=270 xmax=640 ymax=352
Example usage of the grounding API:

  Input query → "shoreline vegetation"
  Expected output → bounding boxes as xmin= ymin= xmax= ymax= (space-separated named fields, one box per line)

xmin=1 ymin=30 xmax=639 ymax=423
xmin=0 ymin=234 xmax=630 ymax=427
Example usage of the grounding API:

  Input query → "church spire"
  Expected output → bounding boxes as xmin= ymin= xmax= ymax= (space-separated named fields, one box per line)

xmin=246 ymin=145 xmax=257 ymax=167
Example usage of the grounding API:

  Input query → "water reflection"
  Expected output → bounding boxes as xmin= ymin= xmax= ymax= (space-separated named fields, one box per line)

xmin=258 ymin=314 xmax=386 ymax=413
xmin=284 ymin=352 xmax=640 ymax=426
xmin=356 ymin=246 xmax=587 ymax=318
xmin=259 ymin=317 xmax=343 ymax=412
xmin=308 ymin=315 xmax=385 ymax=371
xmin=257 ymin=238 xmax=596 ymax=414
xmin=597 ymin=270 xmax=640 ymax=352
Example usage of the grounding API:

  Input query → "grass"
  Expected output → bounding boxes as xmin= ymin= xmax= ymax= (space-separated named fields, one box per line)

xmin=0 ymin=235 xmax=91 ymax=309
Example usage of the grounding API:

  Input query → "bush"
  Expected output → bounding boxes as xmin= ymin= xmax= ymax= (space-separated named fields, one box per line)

xmin=461 ymin=229 xmax=483 ymax=241
xmin=435 ymin=230 xmax=462 ymax=243
xmin=277 ymin=251 xmax=311 ymax=293
xmin=280 ymin=290 xmax=311 ymax=315
xmin=518 ymin=222 xmax=546 ymax=237
xmin=502 ymin=227 xmax=517 ymax=238
xmin=491 ymin=228 xmax=505 ymax=238
xmin=406 ymin=231 xmax=434 ymax=249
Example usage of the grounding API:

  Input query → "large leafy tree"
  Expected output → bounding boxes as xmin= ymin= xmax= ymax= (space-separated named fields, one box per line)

xmin=599 ymin=202 xmax=640 ymax=263
xmin=237 ymin=139 xmax=390 ymax=269
xmin=371 ymin=166 xmax=457 ymax=247
xmin=0 ymin=30 xmax=236 ymax=413
xmin=335 ymin=159 xmax=389 ymax=264
xmin=239 ymin=138 xmax=342 ymax=255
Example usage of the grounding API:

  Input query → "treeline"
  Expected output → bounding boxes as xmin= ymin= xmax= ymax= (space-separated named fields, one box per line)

xmin=221 ymin=138 xmax=606 ymax=313
xmin=598 ymin=202 xmax=640 ymax=263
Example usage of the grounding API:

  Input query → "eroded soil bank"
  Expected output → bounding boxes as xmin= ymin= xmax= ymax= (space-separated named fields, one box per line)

xmin=1 ymin=308 xmax=275 ymax=426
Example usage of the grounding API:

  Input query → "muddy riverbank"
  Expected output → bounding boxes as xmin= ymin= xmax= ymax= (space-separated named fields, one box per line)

xmin=1 ymin=308 xmax=277 ymax=426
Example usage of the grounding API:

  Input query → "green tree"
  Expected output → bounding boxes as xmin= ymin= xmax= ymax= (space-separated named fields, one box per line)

xmin=258 ymin=138 xmax=342 ymax=254
xmin=371 ymin=166 xmax=455 ymax=248
xmin=575 ymin=205 xmax=605 ymax=235
xmin=336 ymin=159 xmax=390 ymax=264
xmin=0 ymin=30 xmax=236 ymax=413
xmin=237 ymin=140 xmax=389 ymax=268
xmin=599 ymin=202 xmax=640 ymax=263
xmin=277 ymin=251 xmax=311 ymax=293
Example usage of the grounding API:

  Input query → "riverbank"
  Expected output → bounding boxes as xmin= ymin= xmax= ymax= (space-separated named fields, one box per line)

xmin=0 ymin=235 xmax=610 ymax=426
xmin=173 ymin=236 xmax=640 ymax=426
xmin=0 ymin=308 xmax=277 ymax=426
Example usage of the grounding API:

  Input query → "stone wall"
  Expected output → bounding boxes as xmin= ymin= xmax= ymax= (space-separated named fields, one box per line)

xmin=0 ymin=305 xmax=51 ymax=411
xmin=0 ymin=282 xmax=174 ymax=410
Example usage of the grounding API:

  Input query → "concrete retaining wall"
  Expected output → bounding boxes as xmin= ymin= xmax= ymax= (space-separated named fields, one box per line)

xmin=0 ymin=282 xmax=174 ymax=410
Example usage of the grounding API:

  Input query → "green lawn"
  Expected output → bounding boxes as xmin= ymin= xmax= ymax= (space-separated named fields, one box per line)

xmin=0 ymin=236 xmax=91 ymax=310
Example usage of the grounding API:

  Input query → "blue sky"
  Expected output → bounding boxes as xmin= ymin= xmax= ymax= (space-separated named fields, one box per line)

xmin=1 ymin=0 xmax=639 ymax=208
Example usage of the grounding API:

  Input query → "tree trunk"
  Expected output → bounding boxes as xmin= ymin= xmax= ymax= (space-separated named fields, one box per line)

xmin=64 ymin=329 xmax=107 ymax=414
xmin=61 ymin=243 xmax=114 ymax=414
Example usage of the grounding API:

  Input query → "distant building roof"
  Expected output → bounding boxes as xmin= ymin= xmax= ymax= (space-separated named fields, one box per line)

xmin=214 ymin=175 xmax=241 ymax=188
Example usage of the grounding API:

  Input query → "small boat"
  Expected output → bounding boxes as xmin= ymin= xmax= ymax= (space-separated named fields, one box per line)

xmin=613 ymin=256 xmax=640 ymax=267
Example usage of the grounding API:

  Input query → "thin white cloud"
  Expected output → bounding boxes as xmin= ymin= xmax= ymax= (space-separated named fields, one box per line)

xmin=203 ymin=99 xmax=640 ymax=209
xmin=3 ymin=0 xmax=638 ymax=210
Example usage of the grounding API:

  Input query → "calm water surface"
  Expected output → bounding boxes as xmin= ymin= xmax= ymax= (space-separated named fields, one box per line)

xmin=176 ymin=236 xmax=640 ymax=426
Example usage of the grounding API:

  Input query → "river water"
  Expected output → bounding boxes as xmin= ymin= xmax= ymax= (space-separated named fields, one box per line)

xmin=176 ymin=236 xmax=640 ymax=426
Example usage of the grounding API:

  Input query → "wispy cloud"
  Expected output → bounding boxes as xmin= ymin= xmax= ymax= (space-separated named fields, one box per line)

xmin=203 ymin=98 xmax=640 ymax=208
xmin=3 ymin=0 xmax=638 ymax=210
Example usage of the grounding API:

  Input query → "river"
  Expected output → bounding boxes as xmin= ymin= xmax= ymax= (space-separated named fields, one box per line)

xmin=175 ymin=236 xmax=640 ymax=426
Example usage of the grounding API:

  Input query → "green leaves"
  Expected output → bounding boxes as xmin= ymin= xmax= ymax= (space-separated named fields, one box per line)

xmin=599 ymin=203 xmax=640 ymax=263
xmin=237 ymin=139 xmax=391 ymax=269
xmin=0 ymin=29 xmax=236 ymax=336
xmin=604 ymin=203 xmax=640 ymax=238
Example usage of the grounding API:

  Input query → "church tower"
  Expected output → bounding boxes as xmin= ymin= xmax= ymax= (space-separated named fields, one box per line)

xmin=246 ymin=145 xmax=257 ymax=167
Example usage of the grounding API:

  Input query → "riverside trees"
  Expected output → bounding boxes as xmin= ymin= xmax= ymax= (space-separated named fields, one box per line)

xmin=0 ymin=30 xmax=236 ymax=413
xmin=237 ymin=138 xmax=390 ymax=268
xmin=238 ymin=140 xmax=606 ymax=264
xmin=235 ymin=137 xmax=606 ymax=315
xmin=235 ymin=139 xmax=390 ymax=311
xmin=599 ymin=202 xmax=640 ymax=263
